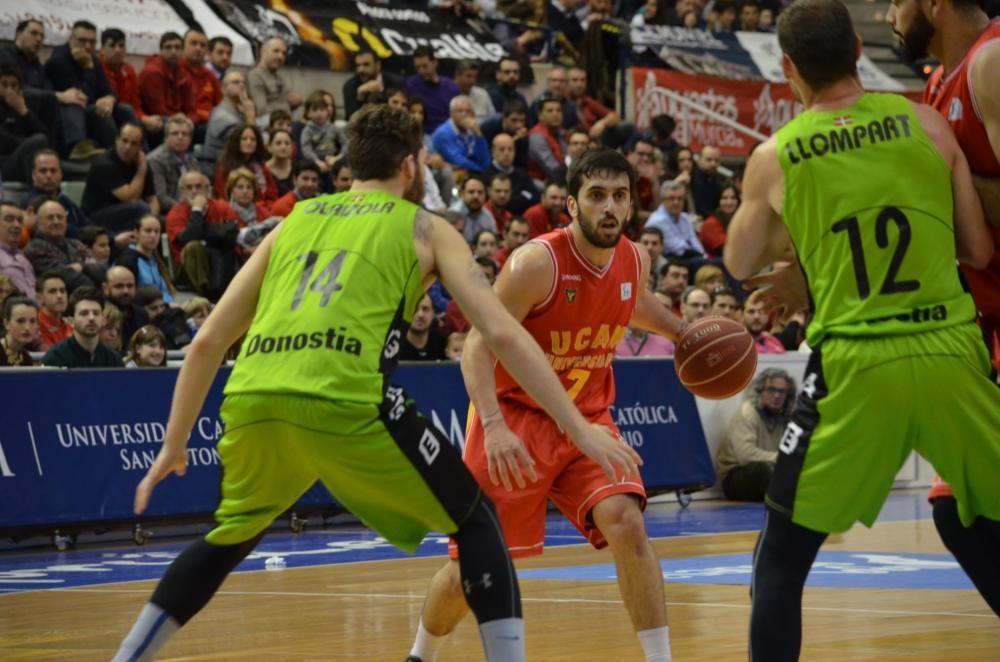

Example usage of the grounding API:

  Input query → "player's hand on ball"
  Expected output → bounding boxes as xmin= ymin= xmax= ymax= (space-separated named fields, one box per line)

xmin=574 ymin=423 xmax=643 ymax=483
xmin=484 ymin=423 xmax=537 ymax=491
xmin=744 ymin=261 xmax=809 ymax=320
xmin=134 ymin=445 xmax=189 ymax=514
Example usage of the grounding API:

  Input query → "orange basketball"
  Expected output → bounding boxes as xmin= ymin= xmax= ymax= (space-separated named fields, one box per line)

xmin=674 ymin=316 xmax=757 ymax=399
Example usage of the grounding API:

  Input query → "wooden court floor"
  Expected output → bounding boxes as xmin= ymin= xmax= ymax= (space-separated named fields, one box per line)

xmin=1 ymin=512 xmax=997 ymax=660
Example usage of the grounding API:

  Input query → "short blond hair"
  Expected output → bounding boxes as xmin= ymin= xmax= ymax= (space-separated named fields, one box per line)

xmin=225 ymin=167 xmax=258 ymax=199
xmin=182 ymin=296 xmax=212 ymax=318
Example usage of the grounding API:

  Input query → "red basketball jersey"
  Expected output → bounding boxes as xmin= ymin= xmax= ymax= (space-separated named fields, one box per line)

xmin=924 ymin=19 xmax=1000 ymax=320
xmin=494 ymin=228 xmax=644 ymax=416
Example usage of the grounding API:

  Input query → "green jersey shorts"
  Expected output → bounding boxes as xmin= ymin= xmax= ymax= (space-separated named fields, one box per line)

xmin=767 ymin=322 xmax=1000 ymax=533
xmin=205 ymin=388 xmax=482 ymax=551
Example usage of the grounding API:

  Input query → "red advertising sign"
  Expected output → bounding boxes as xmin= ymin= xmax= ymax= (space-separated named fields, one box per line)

xmin=632 ymin=67 xmax=801 ymax=156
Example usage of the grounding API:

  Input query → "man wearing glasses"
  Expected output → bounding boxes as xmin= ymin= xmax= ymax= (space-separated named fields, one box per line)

xmin=715 ymin=368 xmax=797 ymax=501
xmin=165 ymin=171 xmax=241 ymax=300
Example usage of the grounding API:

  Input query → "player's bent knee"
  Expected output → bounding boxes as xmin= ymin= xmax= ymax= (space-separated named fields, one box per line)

xmin=595 ymin=498 xmax=648 ymax=547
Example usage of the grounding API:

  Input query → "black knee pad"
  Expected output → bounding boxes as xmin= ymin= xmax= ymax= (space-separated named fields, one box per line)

xmin=452 ymin=497 xmax=522 ymax=622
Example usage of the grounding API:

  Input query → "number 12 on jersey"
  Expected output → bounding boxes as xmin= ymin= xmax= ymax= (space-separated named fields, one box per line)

xmin=831 ymin=206 xmax=921 ymax=300
xmin=291 ymin=250 xmax=347 ymax=311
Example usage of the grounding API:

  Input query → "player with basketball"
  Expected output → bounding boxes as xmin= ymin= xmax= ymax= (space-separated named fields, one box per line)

xmin=724 ymin=0 xmax=1000 ymax=658
xmin=111 ymin=107 xmax=642 ymax=662
xmin=406 ymin=148 xmax=687 ymax=662
xmin=887 ymin=0 xmax=1000 ymax=615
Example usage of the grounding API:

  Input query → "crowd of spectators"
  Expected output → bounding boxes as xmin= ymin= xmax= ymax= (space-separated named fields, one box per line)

xmin=1 ymin=0 xmax=806 ymax=369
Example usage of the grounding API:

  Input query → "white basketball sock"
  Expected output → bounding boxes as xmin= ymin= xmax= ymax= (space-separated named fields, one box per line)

xmin=638 ymin=625 xmax=672 ymax=661
xmin=409 ymin=619 xmax=445 ymax=662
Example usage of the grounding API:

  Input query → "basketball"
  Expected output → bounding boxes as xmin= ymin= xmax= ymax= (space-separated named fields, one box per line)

xmin=674 ymin=316 xmax=757 ymax=399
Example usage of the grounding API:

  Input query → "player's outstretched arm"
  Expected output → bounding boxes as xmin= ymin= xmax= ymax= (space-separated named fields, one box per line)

xmin=416 ymin=211 xmax=643 ymax=482
xmin=911 ymin=102 xmax=992 ymax=269
xmin=459 ymin=243 xmax=553 ymax=489
xmin=630 ymin=245 xmax=687 ymax=340
xmin=970 ymin=42 xmax=1000 ymax=229
xmin=461 ymin=328 xmax=540 ymax=490
xmin=134 ymin=223 xmax=284 ymax=515
xmin=724 ymin=140 xmax=791 ymax=279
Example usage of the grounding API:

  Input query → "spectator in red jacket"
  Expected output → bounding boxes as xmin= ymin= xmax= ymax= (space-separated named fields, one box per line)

xmin=178 ymin=28 xmax=221 ymax=139
xmin=165 ymin=171 xmax=243 ymax=300
xmin=138 ymin=32 xmax=197 ymax=124
xmin=522 ymin=181 xmax=570 ymax=237
xmin=99 ymin=28 xmax=163 ymax=139
xmin=213 ymin=123 xmax=278 ymax=205
xmin=483 ymin=172 xmax=514 ymax=236
xmin=225 ymin=168 xmax=275 ymax=252
xmin=699 ymin=185 xmax=740 ymax=258
xmin=493 ymin=216 xmax=530 ymax=271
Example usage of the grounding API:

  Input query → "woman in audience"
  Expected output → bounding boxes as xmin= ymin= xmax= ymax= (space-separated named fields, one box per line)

xmin=226 ymin=168 xmax=276 ymax=252
xmin=124 ymin=324 xmax=168 ymax=368
xmin=266 ymin=129 xmax=296 ymax=197
xmin=694 ymin=264 xmax=726 ymax=294
xmin=101 ymin=302 xmax=124 ymax=353
xmin=213 ymin=124 xmax=278 ymax=205
xmin=116 ymin=215 xmax=176 ymax=304
xmin=699 ymin=185 xmax=740 ymax=258
xmin=1 ymin=296 xmax=38 ymax=367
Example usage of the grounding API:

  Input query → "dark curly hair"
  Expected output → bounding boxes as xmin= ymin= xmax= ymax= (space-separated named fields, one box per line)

xmin=346 ymin=105 xmax=423 ymax=182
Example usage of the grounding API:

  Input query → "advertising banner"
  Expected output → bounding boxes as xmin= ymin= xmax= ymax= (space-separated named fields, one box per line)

xmin=630 ymin=25 xmax=762 ymax=80
xmin=633 ymin=66 xmax=802 ymax=156
xmin=3 ymin=0 xmax=256 ymax=65
xmin=201 ymin=0 xmax=506 ymax=71
xmin=735 ymin=31 xmax=905 ymax=92
xmin=0 ymin=359 xmax=712 ymax=531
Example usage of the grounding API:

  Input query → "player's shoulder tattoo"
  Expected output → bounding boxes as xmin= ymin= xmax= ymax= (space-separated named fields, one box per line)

xmin=413 ymin=208 xmax=436 ymax=243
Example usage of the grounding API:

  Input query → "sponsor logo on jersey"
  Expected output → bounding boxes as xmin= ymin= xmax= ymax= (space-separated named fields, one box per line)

xmin=565 ymin=288 xmax=577 ymax=303
xmin=832 ymin=115 xmax=853 ymax=126
xmin=561 ymin=273 xmax=582 ymax=281
xmin=418 ymin=428 xmax=441 ymax=465
xmin=948 ymin=98 xmax=963 ymax=121
xmin=301 ymin=199 xmax=396 ymax=217
xmin=620 ymin=283 xmax=632 ymax=300
xmin=244 ymin=327 xmax=363 ymax=358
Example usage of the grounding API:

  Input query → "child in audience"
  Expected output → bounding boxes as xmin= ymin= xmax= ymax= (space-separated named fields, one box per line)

xmin=300 ymin=90 xmax=348 ymax=190
xmin=79 ymin=225 xmax=113 ymax=266
xmin=182 ymin=297 xmax=212 ymax=336
xmin=125 ymin=324 xmax=167 ymax=367
xmin=445 ymin=331 xmax=466 ymax=361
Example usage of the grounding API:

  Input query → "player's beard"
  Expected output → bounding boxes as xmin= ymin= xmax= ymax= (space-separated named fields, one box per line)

xmin=579 ymin=211 xmax=626 ymax=249
xmin=402 ymin=158 xmax=425 ymax=204
xmin=896 ymin=9 xmax=935 ymax=63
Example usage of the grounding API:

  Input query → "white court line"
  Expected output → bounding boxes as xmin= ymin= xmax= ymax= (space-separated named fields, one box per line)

xmin=45 ymin=586 xmax=997 ymax=620
xmin=0 ymin=517 xmax=934 ymax=598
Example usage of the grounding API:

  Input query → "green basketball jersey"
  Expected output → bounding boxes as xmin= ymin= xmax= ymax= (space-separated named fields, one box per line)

xmin=776 ymin=92 xmax=976 ymax=345
xmin=225 ymin=190 xmax=425 ymax=404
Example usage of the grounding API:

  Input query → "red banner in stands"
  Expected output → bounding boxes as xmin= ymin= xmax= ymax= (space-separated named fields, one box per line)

xmin=632 ymin=67 xmax=802 ymax=157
